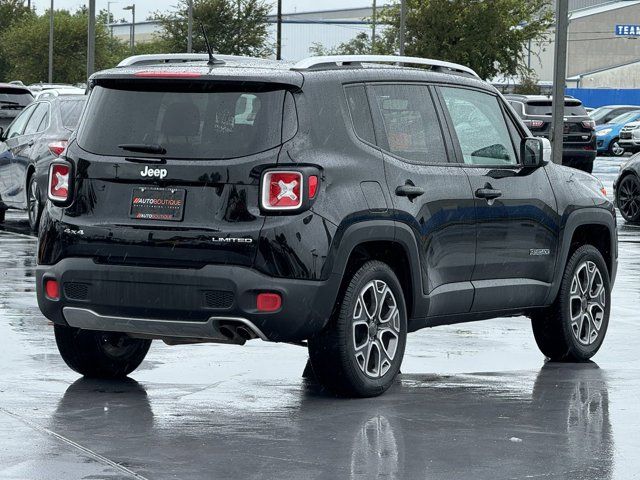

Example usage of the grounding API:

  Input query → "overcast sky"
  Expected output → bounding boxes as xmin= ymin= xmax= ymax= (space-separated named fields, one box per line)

xmin=31 ymin=0 xmax=373 ymax=21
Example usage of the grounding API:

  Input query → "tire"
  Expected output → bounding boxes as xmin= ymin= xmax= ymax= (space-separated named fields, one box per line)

xmin=54 ymin=324 xmax=152 ymax=379
xmin=531 ymin=245 xmax=610 ymax=362
xmin=616 ymin=174 xmax=640 ymax=223
xmin=27 ymin=174 xmax=42 ymax=232
xmin=308 ymin=260 xmax=407 ymax=397
xmin=608 ymin=138 xmax=625 ymax=157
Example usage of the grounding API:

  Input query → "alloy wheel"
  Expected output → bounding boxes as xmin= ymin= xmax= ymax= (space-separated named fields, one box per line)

xmin=569 ymin=261 xmax=606 ymax=346
xmin=611 ymin=141 xmax=624 ymax=157
xmin=618 ymin=176 xmax=640 ymax=220
xmin=352 ymin=280 xmax=401 ymax=378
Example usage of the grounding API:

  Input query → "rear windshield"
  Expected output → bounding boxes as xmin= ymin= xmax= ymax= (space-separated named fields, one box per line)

xmin=60 ymin=99 xmax=86 ymax=130
xmin=0 ymin=88 xmax=33 ymax=107
xmin=77 ymin=81 xmax=290 ymax=159
xmin=525 ymin=101 xmax=586 ymax=116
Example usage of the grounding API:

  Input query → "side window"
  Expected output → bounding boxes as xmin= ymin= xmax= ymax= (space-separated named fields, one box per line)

xmin=344 ymin=85 xmax=375 ymax=144
xmin=24 ymin=103 xmax=49 ymax=135
xmin=440 ymin=87 xmax=518 ymax=167
xmin=4 ymin=104 xmax=36 ymax=139
xmin=369 ymin=84 xmax=447 ymax=164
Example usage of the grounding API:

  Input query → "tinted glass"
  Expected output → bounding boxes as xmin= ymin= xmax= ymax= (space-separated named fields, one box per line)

xmin=441 ymin=87 xmax=517 ymax=166
xmin=344 ymin=85 xmax=375 ymax=144
xmin=608 ymin=111 xmax=640 ymax=125
xmin=589 ymin=107 xmax=613 ymax=122
xmin=77 ymin=82 xmax=289 ymax=159
xmin=525 ymin=101 xmax=586 ymax=116
xmin=60 ymin=99 xmax=86 ymax=129
xmin=0 ymin=88 xmax=33 ymax=107
xmin=4 ymin=104 xmax=36 ymax=139
xmin=369 ymin=84 xmax=447 ymax=164
xmin=24 ymin=103 xmax=49 ymax=135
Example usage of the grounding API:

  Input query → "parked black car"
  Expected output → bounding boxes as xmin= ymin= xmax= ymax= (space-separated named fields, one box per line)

xmin=0 ymin=95 xmax=86 ymax=230
xmin=36 ymin=55 xmax=617 ymax=398
xmin=0 ymin=83 xmax=34 ymax=131
xmin=505 ymin=95 xmax=597 ymax=173
xmin=614 ymin=152 xmax=640 ymax=223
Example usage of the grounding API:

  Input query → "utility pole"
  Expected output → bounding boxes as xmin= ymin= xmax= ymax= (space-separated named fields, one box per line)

xmin=48 ymin=0 xmax=53 ymax=83
xmin=87 ymin=0 xmax=96 ymax=78
xmin=551 ymin=0 xmax=569 ymax=165
xmin=276 ymin=0 xmax=282 ymax=60
xmin=399 ymin=0 xmax=407 ymax=55
xmin=371 ymin=0 xmax=376 ymax=53
xmin=124 ymin=4 xmax=136 ymax=54
xmin=107 ymin=2 xmax=119 ymax=38
xmin=187 ymin=0 xmax=193 ymax=53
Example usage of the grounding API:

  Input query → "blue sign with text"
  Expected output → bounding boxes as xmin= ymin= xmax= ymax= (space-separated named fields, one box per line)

xmin=616 ymin=24 xmax=640 ymax=36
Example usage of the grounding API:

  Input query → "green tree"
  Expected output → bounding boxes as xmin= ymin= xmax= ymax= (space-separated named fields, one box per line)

xmin=313 ymin=0 xmax=552 ymax=80
xmin=153 ymin=0 xmax=272 ymax=57
xmin=309 ymin=32 xmax=394 ymax=56
xmin=0 ymin=0 xmax=35 ymax=80
xmin=379 ymin=0 xmax=553 ymax=80
xmin=0 ymin=9 xmax=129 ymax=84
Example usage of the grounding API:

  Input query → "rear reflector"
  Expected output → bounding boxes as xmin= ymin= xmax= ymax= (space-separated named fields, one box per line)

xmin=261 ymin=171 xmax=303 ymax=210
xmin=257 ymin=293 xmax=282 ymax=312
xmin=48 ymin=141 xmax=68 ymax=157
xmin=48 ymin=161 xmax=71 ymax=203
xmin=44 ymin=279 xmax=60 ymax=300
xmin=308 ymin=175 xmax=319 ymax=199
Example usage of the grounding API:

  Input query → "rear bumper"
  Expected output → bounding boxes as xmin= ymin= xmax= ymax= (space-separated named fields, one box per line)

xmin=36 ymin=258 xmax=341 ymax=342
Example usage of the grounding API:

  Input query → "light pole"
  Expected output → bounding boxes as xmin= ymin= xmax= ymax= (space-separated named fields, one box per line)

xmin=107 ymin=1 xmax=119 ymax=38
xmin=551 ymin=0 xmax=569 ymax=165
xmin=87 ymin=0 xmax=96 ymax=78
xmin=124 ymin=4 xmax=136 ymax=54
xmin=187 ymin=0 xmax=193 ymax=53
xmin=48 ymin=0 xmax=53 ymax=83
xmin=399 ymin=0 xmax=406 ymax=55
xmin=276 ymin=0 xmax=282 ymax=60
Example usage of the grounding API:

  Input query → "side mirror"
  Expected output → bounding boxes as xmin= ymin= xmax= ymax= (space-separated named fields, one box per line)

xmin=521 ymin=137 xmax=547 ymax=168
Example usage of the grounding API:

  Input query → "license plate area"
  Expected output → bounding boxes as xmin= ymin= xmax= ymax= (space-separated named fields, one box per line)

xmin=130 ymin=187 xmax=186 ymax=221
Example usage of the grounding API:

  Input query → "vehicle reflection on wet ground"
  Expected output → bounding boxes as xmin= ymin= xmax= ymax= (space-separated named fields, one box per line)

xmin=1 ymin=158 xmax=639 ymax=479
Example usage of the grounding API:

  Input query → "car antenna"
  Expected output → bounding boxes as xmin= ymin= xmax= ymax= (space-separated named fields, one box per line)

xmin=200 ymin=23 xmax=223 ymax=66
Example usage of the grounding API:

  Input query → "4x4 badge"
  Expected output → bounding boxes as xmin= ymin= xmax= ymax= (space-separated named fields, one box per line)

xmin=140 ymin=166 xmax=168 ymax=179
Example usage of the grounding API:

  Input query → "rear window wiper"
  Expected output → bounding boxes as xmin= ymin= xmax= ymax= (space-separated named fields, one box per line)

xmin=117 ymin=143 xmax=167 ymax=155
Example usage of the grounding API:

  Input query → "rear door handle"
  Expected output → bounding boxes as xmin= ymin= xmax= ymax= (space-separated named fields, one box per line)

xmin=475 ymin=188 xmax=502 ymax=200
xmin=27 ymin=140 xmax=35 ymax=147
xmin=395 ymin=185 xmax=425 ymax=200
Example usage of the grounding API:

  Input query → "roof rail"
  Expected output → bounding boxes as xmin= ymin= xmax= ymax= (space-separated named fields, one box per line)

xmin=117 ymin=53 xmax=277 ymax=68
xmin=291 ymin=55 xmax=480 ymax=78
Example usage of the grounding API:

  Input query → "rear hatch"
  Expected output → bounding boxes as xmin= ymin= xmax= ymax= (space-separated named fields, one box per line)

xmin=63 ymin=76 xmax=298 ymax=268
xmin=523 ymin=99 xmax=595 ymax=146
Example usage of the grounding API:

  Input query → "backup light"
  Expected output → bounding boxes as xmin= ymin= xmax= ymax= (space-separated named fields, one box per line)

xmin=48 ymin=161 xmax=71 ymax=203
xmin=261 ymin=171 xmax=303 ymax=210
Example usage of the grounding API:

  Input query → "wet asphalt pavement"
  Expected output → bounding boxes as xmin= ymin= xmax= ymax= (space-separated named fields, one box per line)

xmin=1 ymin=158 xmax=640 ymax=479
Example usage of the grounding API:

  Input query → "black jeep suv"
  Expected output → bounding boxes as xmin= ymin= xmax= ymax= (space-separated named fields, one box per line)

xmin=505 ymin=95 xmax=597 ymax=173
xmin=36 ymin=55 xmax=617 ymax=397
